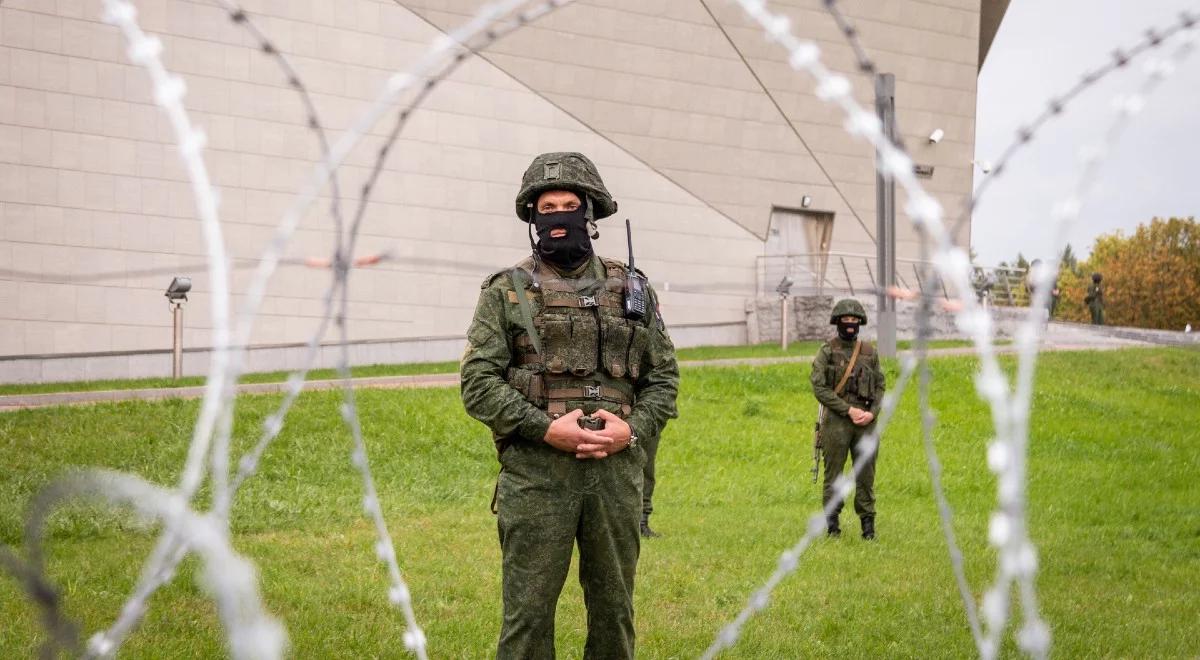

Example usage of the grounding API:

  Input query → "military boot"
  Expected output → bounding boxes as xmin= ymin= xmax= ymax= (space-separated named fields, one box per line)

xmin=640 ymin=516 xmax=661 ymax=539
xmin=861 ymin=515 xmax=876 ymax=541
xmin=826 ymin=515 xmax=841 ymax=538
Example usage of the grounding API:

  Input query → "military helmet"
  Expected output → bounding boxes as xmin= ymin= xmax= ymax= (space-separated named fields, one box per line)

xmin=514 ymin=152 xmax=617 ymax=222
xmin=830 ymin=298 xmax=868 ymax=325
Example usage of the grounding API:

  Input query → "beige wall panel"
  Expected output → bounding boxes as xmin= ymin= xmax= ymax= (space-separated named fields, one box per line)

xmin=1 ymin=0 xmax=982 ymax=368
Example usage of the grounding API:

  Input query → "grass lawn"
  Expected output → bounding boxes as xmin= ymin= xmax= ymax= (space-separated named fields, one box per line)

xmin=1 ymin=348 xmax=1196 ymax=657
xmin=0 ymin=340 xmax=980 ymax=396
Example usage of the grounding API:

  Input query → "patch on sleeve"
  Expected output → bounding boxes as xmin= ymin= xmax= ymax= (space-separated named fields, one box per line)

xmin=481 ymin=270 xmax=506 ymax=289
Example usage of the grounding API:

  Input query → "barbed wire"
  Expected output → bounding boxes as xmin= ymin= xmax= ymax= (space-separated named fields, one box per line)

xmin=2 ymin=0 xmax=1194 ymax=657
xmin=83 ymin=2 xmax=241 ymax=656
xmin=26 ymin=470 xmax=287 ymax=659
xmin=951 ymin=10 xmax=1200 ymax=241
xmin=985 ymin=34 xmax=1198 ymax=660
xmin=701 ymin=355 xmax=917 ymax=658
xmin=708 ymin=3 xmax=1197 ymax=659
xmin=913 ymin=236 xmax=985 ymax=650
xmin=0 ymin=1 xmax=577 ymax=658
xmin=707 ymin=1 xmax=1052 ymax=656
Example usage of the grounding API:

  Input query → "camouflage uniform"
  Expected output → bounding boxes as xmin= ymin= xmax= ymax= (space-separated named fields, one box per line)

xmin=810 ymin=299 xmax=886 ymax=538
xmin=640 ymin=433 xmax=660 ymax=535
xmin=461 ymin=152 xmax=679 ymax=659
xmin=1086 ymin=274 xmax=1105 ymax=325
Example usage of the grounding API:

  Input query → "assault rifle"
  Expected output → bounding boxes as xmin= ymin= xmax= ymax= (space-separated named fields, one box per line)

xmin=812 ymin=404 xmax=825 ymax=483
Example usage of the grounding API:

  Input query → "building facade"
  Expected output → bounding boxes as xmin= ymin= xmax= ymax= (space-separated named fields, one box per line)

xmin=0 ymin=0 xmax=1004 ymax=382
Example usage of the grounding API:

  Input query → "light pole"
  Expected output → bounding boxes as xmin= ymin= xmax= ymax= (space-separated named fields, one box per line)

xmin=777 ymin=276 xmax=794 ymax=351
xmin=165 ymin=277 xmax=191 ymax=379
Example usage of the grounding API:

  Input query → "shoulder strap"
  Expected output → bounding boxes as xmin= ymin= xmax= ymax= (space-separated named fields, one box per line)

xmin=509 ymin=268 xmax=542 ymax=356
xmin=833 ymin=340 xmax=862 ymax=395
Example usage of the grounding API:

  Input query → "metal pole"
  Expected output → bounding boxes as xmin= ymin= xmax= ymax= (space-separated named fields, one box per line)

xmin=172 ymin=302 xmax=183 ymax=379
xmin=780 ymin=294 xmax=789 ymax=351
xmin=875 ymin=73 xmax=897 ymax=357
xmin=840 ymin=256 xmax=854 ymax=296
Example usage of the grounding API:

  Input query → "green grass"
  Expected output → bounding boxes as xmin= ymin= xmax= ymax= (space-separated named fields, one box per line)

xmin=2 ymin=340 xmax=979 ymax=396
xmin=674 ymin=338 xmax=980 ymax=361
xmin=0 ymin=362 xmax=462 ymax=396
xmin=2 ymin=348 xmax=1197 ymax=657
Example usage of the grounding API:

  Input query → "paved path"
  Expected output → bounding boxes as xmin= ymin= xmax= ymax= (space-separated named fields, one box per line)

xmin=0 ymin=325 xmax=1152 ymax=411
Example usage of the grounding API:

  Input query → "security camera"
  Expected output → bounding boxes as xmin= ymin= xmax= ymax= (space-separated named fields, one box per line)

xmin=973 ymin=159 xmax=993 ymax=174
xmin=928 ymin=128 xmax=945 ymax=144
xmin=776 ymin=276 xmax=794 ymax=295
xmin=165 ymin=276 xmax=192 ymax=302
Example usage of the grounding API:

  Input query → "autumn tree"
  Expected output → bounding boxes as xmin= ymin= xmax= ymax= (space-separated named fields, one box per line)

xmin=1058 ymin=217 xmax=1200 ymax=330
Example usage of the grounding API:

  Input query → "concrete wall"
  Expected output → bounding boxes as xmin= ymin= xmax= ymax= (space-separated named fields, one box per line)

xmin=752 ymin=294 xmax=1026 ymax=343
xmin=1 ymin=0 xmax=983 ymax=382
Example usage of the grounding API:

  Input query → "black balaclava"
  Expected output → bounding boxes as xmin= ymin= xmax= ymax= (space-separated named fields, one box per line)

xmin=836 ymin=318 xmax=861 ymax=342
xmin=1092 ymin=273 xmax=1102 ymax=283
xmin=532 ymin=193 xmax=593 ymax=271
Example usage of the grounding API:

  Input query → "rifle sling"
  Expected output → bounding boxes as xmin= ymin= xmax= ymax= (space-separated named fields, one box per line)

xmin=833 ymin=340 xmax=862 ymax=395
xmin=510 ymin=268 xmax=543 ymax=357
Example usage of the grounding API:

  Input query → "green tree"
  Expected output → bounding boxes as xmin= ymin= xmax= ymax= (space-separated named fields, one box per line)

xmin=1060 ymin=243 xmax=1079 ymax=274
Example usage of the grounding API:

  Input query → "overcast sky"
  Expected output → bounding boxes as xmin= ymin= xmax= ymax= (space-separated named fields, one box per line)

xmin=972 ymin=0 xmax=1199 ymax=265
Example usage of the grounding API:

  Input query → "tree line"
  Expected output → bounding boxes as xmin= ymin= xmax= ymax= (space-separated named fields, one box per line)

xmin=993 ymin=217 xmax=1198 ymax=331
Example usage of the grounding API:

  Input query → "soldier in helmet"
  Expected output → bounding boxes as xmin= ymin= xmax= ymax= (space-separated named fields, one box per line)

xmin=460 ymin=152 xmax=679 ymax=658
xmin=1085 ymin=272 xmax=1105 ymax=325
xmin=810 ymin=298 xmax=886 ymax=540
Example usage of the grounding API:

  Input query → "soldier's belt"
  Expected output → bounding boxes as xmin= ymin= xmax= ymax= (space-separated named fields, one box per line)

xmin=546 ymin=384 xmax=633 ymax=416
xmin=547 ymin=384 xmax=630 ymax=402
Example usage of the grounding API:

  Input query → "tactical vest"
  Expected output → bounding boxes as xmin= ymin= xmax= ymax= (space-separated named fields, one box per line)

xmin=504 ymin=256 xmax=650 ymax=418
xmin=824 ymin=339 xmax=878 ymax=408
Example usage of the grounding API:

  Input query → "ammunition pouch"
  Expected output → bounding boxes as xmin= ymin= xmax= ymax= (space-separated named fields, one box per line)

xmin=504 ymin=258 xmax=643 ymax=423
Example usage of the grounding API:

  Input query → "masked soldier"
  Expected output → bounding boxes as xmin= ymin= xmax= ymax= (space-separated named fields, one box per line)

xmin=460 ymin=152 xmax=679 ymax=659
xmin=1085 ymin=272 xmax=1105 ymax=325
xmin=810 ymin=298 xmax=886 ymax=540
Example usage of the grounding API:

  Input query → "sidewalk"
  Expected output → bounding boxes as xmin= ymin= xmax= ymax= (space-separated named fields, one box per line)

xmin=0 ymin=333 xmax=1150 ymax=411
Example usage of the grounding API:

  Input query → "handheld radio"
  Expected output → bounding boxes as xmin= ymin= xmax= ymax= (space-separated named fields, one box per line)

xmin=624 ymin=219 xmax=648 ymax=321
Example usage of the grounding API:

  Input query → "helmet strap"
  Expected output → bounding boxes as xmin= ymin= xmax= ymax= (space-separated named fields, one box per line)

xmin=527 ymin=211 xmax=538 ymax=254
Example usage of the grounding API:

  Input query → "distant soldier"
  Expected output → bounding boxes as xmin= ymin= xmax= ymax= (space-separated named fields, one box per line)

xmin=810 ymin=299 xmax=886 ymax=540
xmin=1085 ymin=272 xmax=1105 ymax=325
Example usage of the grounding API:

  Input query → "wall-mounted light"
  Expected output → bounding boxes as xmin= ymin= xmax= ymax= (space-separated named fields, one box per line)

xmin=928 ymin=128 xmax=945 ymax=144
xmin=972 ymin=159 xmax=993 ymax=174
xmin=801 ymin=195 xmax=812 ymax=208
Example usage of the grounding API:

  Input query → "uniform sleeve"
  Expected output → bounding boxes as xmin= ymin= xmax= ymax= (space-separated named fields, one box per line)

xmin=626 ymin=284 xmax=679 ymax=441
xmin=869 ymin=350 xmax=886 ymax=416
xmin=810 ymin=346 xmax=851 ymax=417
xmin=459 ymin=279 xmax=552 ymax=443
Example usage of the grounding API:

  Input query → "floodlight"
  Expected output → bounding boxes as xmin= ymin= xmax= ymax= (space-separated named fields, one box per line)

xmin=165 ymin=276 xmax=191 ymax=302
xmin=801 ymin=195 xmax=812 ymax=208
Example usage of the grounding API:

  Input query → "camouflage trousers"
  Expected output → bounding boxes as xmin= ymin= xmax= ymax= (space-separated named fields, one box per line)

xmin=1090 ymin=305 xmax=1105 ymax=325
xmin=496 ymin=439 xmax=645 ymax=659
xmin=641 ymin=433 xmax=660 ymax=521
xmin=820 ymin=414 xmax=877 ymax=518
